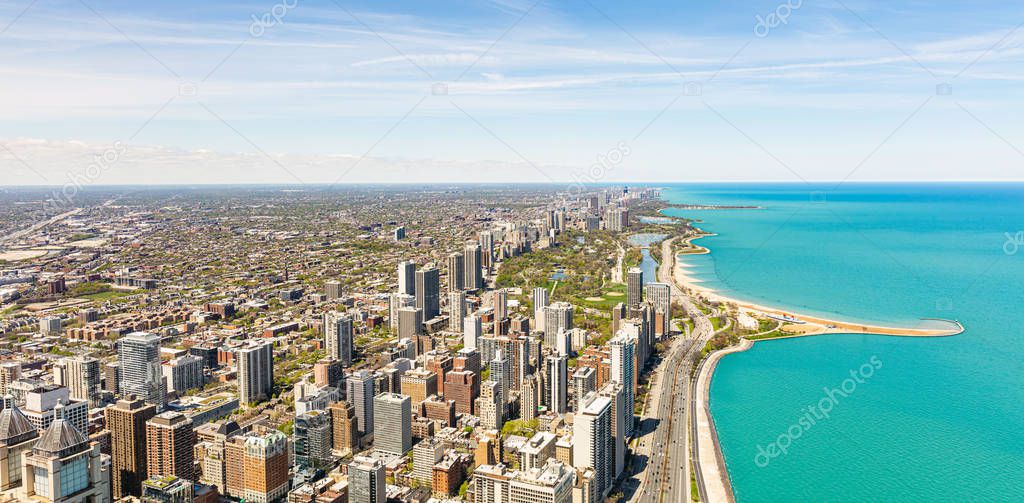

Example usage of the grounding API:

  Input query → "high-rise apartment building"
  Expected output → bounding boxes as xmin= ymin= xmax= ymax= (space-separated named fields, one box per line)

xmin=494 ymin=289 xmax=508 ymax=323
xmin=389 ymin=293 xmax=415 ymax=331
xmin=119 ymin=332 xmax=167 ymax=409
xmin=464 ymin=244 xmax=483 ymax=290
xmin=236 ymin=430 xmax=289 ymax=503
xmin=626 ymin=267 xmax=643 ymax=308
xmin=324 ymin=311 xmax=354 ymax=367
xmin=162 ymin=355 xmax=204 ymax=394
xmin=0 ymin=363 xmax=21 ymax=396
xmin=476 ymin=380 xmax=503 ymax=430
xmin=449 ymin=291 xmax=466 ymax=332
xmin=237 ymin=342 xmax=274 ymax=406
xmin=447 ymin=252 xmax=465 ymax=292
xmin=146 ymin=411 xmax=195 ymax=481
xmin=295 ymin=410 xmax=333 ymax=469
xmin=444 ymin=371 xmax=478 ymax=416
xmin=598 ymin=382 xmax=626 ymax=480
xmin=325 ymin=280 xmax=344 ymax=300
xmin=609 ymin=334 xmax=636 ymax=437
xmin=464 ymin=313 xmax=482 ymax=351
xmin=415 ymin=267 xmax=441 ymax=320
xmin=398 ymin=261 xmax=416 ymax=296
xmin=572 ymin=367 xmax=596 ymax=411
xmin=399 ymin=368 xmax=437 ymax=408
xmin=346 ymin=371 xmax=375 ymax=437
xmin=573 ymin=392 xmax=612 ymax=498
xmin=543 ymin=303 xmax=573 ymax=347
xmin=106 ymin=396 xmax=156 ymax=499
xmin=328 ymin=400 xmax=359 ymax=455
xmin=349 ymin=456 xmax=385 ymax=503
xmin=373 ymin=393 xmax=411 ymax=457
xmin=546 ymin=356 xmax=568 ymax=415
xmin=58 ymin=356 xmax=101 ymax=406
xmin=644 ymin=282 xmax=672 ymax=336
xmin=532 ymin=287 xmax=549 ymax=333
xmin=397 ymin=307 xmax=423 ymax=340
xmin=521 ymin=373 xmax=540 ymax=422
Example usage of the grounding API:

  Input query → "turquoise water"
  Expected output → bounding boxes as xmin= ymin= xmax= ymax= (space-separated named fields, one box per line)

xmin=661 ymin=183 xmax=1024 ymax=502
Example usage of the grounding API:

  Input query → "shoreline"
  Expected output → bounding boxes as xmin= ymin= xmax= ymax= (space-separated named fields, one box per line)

xmin=667 ymin=233 xmax=963 ymax=338
xmin=660 ymin=211 xmax=965 ymax=503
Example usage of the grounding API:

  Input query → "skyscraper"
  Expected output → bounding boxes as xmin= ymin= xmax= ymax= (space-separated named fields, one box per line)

xmin=237 ymin=342 xmax=274 ymax=406
xmin=346 ymin=371 xmax=375 ymax=436
xmin=610 ymin=334 xmax=636 ymax=437
xmin=294 ymin=410 xmax=333 ymax=469
xmin=0 ymin=362 xmax=21 ymax=396
xmin=235 ymin=430 xmax=289 ymax=503
xmin=490 ymin=351 xmax=510 ymax=407
xmin=389 ymin=293 xmax=415 ymax=331
xmin=626 ymin=267 xmax=643 ymax=308
xmin=532 ymin=287 xmax=549 ymax=333
xmin=479 ymin=231 xmax=494 ymax=269
xmin=397 ymin=307 xmax=424 ymax=339
xmin=464 ymin=313 xmax=482 ymax=351
xmin=449 ymin=291 xmax=466 ymax=332
xmin=645 ymin=282 xmax=672 ymax=336
xmin=0 ymin=395 xmax=39 ymax=491
xmin=398 ymin=261 xmax=416 ymax=296
xmin=464 ymin=243 xmax=483 ymax=290
xmin=573 ymin=392 xmax=612 ymax=498
xmin=59 ymin=355 xmax=101 ymax=406
xmin=476 ymin=381 xmax=502 ymax=430
xmin=494 ymin=289 xmax=508 ymax=322
xmin=543 ymin=303 xmax=574 ymax=347
xmin=324 ymin=311 xmax=354 ymax=367
xmin=400 ymin=368 xmax=437 ymax=408
xmin=373 ymin=393 xmax=411 ymax=457
xmin=328 ymin=401 xmax=359 ymax=455
xmin=19 ymin=404 xmax=109 ymax=502
xmin=118 ymin=332 xmax=167 ymax=409
xmin=572 ymin=367 xmax=596 ymax=411
xmin=447 ymin=252 xmax=465 ymax=292
xmin=162 ymin=355 xmax=204 ymax=394
xmin=521 ymin=373 xmax=540 ymax=422
xmin=546 ymin=355 xmax=568 ymax=415
xmin=106 ymin=396 xmax=156 ymax=499
xmin=349 ymin=456 xmax=385 ymax=503
xmin=146 ymin=411 xmax=195 ymax=482
xmin=325 ymin=280 xmax=344 ymax=300
xmin=415 ymin=267 xmax=441 ymax=320
xmin=598 ymin=382 xmax=626 ymax=480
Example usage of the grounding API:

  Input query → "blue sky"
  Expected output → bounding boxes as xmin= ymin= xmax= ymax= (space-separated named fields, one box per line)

xmin=1 ymin=0 xmax=1023 ymax=185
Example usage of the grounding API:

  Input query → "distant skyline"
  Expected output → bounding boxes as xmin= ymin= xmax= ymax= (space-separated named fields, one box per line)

xmin=2 ymin=0 xmax=1024 ymax=185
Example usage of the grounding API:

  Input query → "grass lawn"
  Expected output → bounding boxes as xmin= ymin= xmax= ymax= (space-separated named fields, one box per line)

xmin=572 ymin=282 xmax=627 ymax=310
xmin=80 ymin=290 xmax=136 ymax=302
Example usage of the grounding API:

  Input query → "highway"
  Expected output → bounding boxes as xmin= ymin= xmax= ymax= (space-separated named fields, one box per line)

xmin=628 ymin=237 xmax=716 ymax=503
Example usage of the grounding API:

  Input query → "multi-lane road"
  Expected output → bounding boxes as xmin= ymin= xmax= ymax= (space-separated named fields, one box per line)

xmin=628 ymin=238 xmax=717 ymax=503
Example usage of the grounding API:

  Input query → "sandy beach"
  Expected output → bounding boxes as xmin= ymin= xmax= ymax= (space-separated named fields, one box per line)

xmin=666 ymin=235 xmax=963 ymax=338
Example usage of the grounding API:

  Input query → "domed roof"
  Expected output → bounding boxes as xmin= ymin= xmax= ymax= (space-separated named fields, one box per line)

xmin=33 ymin=403 xmax=87 ymax=458
xmin=0 ymin=395 xmax=37 ymax=445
